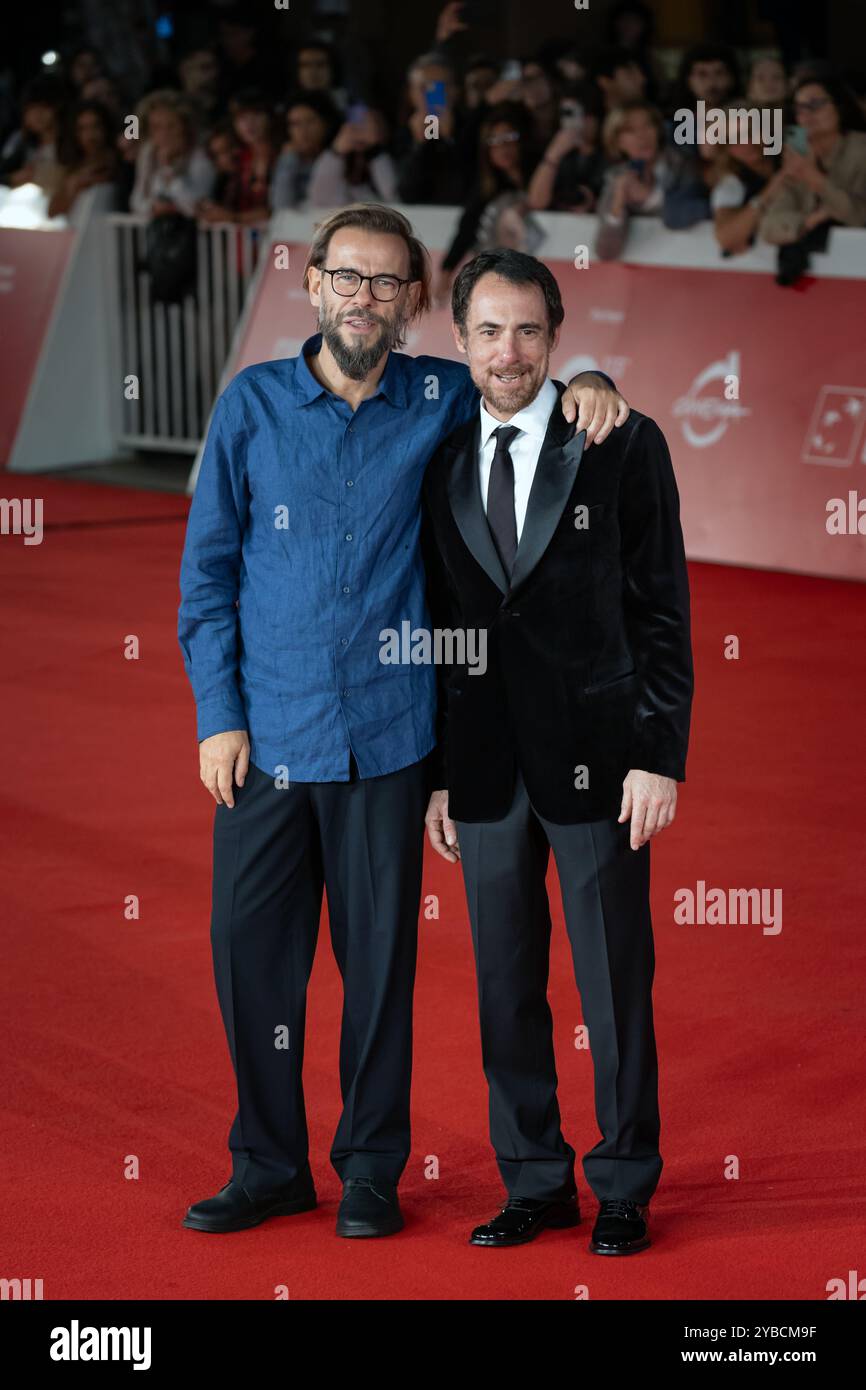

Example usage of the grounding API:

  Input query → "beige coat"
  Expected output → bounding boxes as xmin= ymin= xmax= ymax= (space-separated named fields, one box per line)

xmin=759 ymin=130 xmax=866 ymax=243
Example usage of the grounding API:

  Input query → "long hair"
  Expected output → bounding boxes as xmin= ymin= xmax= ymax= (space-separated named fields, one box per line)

xmin=792 ymin=72 xmax=866 ymax=135
xmin=477 ymin=101 xmax=536 ymax=201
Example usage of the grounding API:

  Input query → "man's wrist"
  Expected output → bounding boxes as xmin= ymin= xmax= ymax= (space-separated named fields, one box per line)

xmin=571 ymin=369 xmax=617 ymax=391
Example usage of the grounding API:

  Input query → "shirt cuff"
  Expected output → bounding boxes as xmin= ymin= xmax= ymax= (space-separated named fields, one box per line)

xmin=195 ymin=695 xmax=247 ymax=743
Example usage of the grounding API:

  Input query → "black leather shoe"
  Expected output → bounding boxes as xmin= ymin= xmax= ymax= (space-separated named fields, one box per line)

xmin=589 ymin=1198 xmax=651 ymax=1255
xmin=335 ymin=1177 xmax=403 ymax=1237
xmin=469 ymin=1195 xmax=581 ymax=1247
xmin=182 ymin=1175 xmax=317 ymax=1233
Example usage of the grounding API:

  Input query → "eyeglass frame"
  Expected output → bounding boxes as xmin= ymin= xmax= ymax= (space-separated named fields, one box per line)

xmin=793 ymin=96 xmax=831 ymax=113
xmin=320 ymin=266 xmax=415 ymax=301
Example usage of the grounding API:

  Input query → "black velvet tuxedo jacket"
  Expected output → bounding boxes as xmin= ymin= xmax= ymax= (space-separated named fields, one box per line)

xmin=420 ymin=381 xmax=694 ymax=824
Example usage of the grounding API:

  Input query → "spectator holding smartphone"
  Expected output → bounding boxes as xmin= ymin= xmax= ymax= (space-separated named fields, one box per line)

xmin=396 ymin=53 xmax=475 ymax=204
xmin=270 ymin=93 xmax=340 ymax=210
xmin=435 ymin=101 xmax=537 ymax=304
xmin=595 ymin=100 xmax=669 ymax=260
xmin=527 ymin=83 xmax=606 ymax=212
xmin=760 ymin=74 xmax=866 ymax=245
xmin=307 ymin=104 xmax=396 ymax=207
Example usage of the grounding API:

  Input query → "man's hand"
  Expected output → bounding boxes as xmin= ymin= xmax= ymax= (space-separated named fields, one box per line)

xmin=619 ymin=769 xmax=677 ymax=850
xmin=561 ymin=372 xmax=629 ymax=447
xmin=435 ymin=0 xmax=468 ymax=43
xmin=199 ymin=729 xmax=250 ymax=807
xmin=425 ymin=789 xmax=460 ymax=863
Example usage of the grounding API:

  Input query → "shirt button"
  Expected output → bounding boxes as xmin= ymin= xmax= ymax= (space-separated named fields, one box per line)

xmin=345 ymin=532 xmax=353 ymax=541
xmin=340 ymin=637 xmax=348 ymax=646
xmin=346 ymin=479 xmax=354 ymax=487
xmin=342 ymin=688 xmax=349 ymax=697
xmin=342 ymin=585 xmax=350 ymax=594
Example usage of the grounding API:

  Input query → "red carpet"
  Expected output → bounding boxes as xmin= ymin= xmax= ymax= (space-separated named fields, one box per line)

xmin=2 ymin=474 xmax=865 ymax=1301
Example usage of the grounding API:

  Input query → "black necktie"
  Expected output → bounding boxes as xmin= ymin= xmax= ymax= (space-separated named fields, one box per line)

xmin=486 ymin=424 xmax=520 ymax=575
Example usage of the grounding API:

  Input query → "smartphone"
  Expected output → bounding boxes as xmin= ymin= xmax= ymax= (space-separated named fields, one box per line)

xmin=560 ymin=100 xmax=584 ymax=133
xmin=785 ymin=124 xmax=809 ymax=156
xmin=425 ymin=81 xmax=446 ymax=116
xmin=347 ymin=102 xmax=369 ymax=126
xmin=501 ymin=60 xmax=522 ymax=83
xmin=627 ymin=158 xmax=646 ymax=177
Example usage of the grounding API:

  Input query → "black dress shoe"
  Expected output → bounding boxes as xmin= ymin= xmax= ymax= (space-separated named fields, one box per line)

xmin=182 ymin=1175 xmax=317 ymax=1233
xmin=589 ymin=1198 xmax=651 ymax=1255
xmin=335 ymin=1177 xmax=403 ymax=1237
xmin=469 ymin=1195 xmax=581 ymax=1247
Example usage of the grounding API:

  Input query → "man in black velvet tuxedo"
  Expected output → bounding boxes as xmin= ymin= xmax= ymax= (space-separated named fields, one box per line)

xmin=421 ymin=249 xmax=693 ymax=1255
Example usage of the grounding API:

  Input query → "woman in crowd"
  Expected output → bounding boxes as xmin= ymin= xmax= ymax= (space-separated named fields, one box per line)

xmin=306 ymin=105 xmax=396 ymax=207
xmin=527 ymin=82 xmax=606 ymax=212
xmin=519 ymin=58 xmax=562 ymax=148
xmin=48 ymin=99 xmax=120 ymax=216
xmin=595 ymin=100 xmax=669 ymax=259
xmin=435 ymin=100 xmax=537 ymax=303
xmin=204 ymin=119 xmax=240 ymax=205
xmin=0 ymin=75 xmax=68 ymax=191
xmin=711 ymin=103 xmax=785 ymax=255
xmin=759 ymin=74 xmax=866 ymax=245
xmin=746 ymin=55 xmax=789 ymax=109
xmin=270 ymin=92 xmax=340 ymax=210
xmin=129 ymin=90 xmax=215 ymax=218
xmin=197 ymin=89 xmax=275 ymax=224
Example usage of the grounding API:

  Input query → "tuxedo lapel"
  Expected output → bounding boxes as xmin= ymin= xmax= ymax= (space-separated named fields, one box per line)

xmin=509 ymin=383 xmax=585 ymax=593
xmin=445 ymin=417 xmax=510 ymax=595
xmin=442 ymin=382 xmax=586 ymax=597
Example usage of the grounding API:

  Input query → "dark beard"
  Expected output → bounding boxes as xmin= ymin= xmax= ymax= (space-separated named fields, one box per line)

xmin=319 ymin=303 xmax=410 ymax=381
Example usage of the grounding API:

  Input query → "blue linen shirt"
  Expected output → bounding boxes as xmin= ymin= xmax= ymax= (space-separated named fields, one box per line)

xmin=177 ymin=332 xmax=479 ymax=781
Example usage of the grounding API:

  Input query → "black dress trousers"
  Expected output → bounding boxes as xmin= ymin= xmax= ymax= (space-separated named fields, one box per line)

xmin=209 ymin=752 xmax=430 ymax=1195
xmin=455 ymin=766 xmax=662 ymax=1207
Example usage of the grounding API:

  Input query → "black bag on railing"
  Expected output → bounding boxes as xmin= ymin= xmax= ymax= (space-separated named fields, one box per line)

xmin=144 ymin=212 xmax=197 ymax=304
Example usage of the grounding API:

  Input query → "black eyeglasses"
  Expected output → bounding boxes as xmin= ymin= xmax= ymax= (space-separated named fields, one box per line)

xmin=321 ymin=267 xmax=413 ymax=301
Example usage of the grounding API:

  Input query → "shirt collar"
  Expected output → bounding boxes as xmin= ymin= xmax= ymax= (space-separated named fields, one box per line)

xmin=479 ymin=375 xmax=558 ymax=448
xmin=293 ymin=332 xmax=409 ymax=408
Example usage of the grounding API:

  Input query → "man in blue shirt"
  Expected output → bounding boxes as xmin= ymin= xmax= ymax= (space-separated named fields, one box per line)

xmin=178 ymin=203 xmax=628 ymax=1239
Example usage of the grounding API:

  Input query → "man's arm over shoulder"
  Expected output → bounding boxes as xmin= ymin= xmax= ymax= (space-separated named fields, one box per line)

xmin=178 ymin=382 xmax=250 ymax=742
xmin=618 ymin=414 xmax=694 ymax=781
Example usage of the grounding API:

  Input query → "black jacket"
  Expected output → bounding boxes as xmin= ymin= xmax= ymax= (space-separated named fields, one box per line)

xmin=420 ymin=383 xmax=694 ymax=823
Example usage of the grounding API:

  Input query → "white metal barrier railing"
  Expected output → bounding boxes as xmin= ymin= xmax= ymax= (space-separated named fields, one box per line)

xmin=106 ymin=215 xmax=264 ymax=452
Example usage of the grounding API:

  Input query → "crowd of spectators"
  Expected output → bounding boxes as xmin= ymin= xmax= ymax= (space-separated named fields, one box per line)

xmin=2 ymin=0 xmax=865 ymax=286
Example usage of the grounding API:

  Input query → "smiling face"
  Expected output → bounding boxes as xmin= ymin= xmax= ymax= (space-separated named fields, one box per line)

xmin=748 ymin=57 xmax=786 ymax=106
xmin=307 ymin=227 xmax=419 ymax=379
xmin=454 ymin=272 xmax=559 ymax=419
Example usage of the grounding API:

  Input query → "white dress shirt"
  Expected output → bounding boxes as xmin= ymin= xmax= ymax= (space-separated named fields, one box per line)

xmin=478 ymin=376 xmax=558 ymax=543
